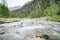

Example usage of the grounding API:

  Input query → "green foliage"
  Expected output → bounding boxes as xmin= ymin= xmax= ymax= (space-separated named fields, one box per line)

xmin=29 ymin=8 xmax=43 ymax=18
xmin=44 ymin=3 xmax=60 ymax=22
xmin=47 ymin=15 xmax=60 ymax=22
xmin=44 ymin=3 xmax=59 ymax=16
xmin=0 ymin=4 xmax=11 ymax=18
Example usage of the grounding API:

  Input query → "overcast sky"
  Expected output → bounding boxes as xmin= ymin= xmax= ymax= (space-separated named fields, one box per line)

xmin=0 ymin=0 xmax=31 ymax=7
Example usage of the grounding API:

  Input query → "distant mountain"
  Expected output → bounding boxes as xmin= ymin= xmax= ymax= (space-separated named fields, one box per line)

xmin=9 ymin=6 xmax=21 ymax=11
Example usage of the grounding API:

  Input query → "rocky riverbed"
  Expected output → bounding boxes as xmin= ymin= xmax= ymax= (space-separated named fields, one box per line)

xmin=0 ymin=18 xmax=60 ymax=40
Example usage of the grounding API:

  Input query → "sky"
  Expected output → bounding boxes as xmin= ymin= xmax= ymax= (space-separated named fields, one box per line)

xmin=0 ymin=0 xmax=31 ymax=7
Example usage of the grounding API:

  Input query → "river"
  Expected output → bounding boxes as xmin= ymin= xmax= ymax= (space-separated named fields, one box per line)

xmin=0 ymin=18 xmax=60 ymax=40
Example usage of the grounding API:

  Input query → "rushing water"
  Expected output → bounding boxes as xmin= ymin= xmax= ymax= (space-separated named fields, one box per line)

xmin=0 ymin=18 xmax=60 ymax=40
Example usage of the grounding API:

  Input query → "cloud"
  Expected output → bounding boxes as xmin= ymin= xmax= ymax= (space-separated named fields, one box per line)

xmin=7 ymin=0 xmax=31 ymax=7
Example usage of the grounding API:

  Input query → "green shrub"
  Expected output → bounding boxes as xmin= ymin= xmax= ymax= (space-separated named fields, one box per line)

xmin=44 ymin=3 xmax=59 ymax=16
xmin=47 ymin=15 xmax=60 ymax=22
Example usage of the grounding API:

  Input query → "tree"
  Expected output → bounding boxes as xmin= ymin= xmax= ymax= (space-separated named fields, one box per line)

xmin=0 ymin=4 xmax=11 ymax=18
xmin=0 ymin=0 xmax=11 ymax=18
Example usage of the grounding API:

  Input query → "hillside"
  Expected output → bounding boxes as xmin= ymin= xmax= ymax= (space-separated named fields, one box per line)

xmin=11 ymin=0 xmax=51 ymax=17
xmin=11 ymin=0 xmax=60 ymax=21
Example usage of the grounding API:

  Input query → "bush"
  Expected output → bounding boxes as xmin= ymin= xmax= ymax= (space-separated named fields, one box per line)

xmin=47 ymin=15 xmax=60 ymax=22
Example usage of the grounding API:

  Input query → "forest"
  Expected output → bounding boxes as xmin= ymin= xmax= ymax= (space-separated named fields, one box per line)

xmin=0 ymin=0 xmax=60 ymax=22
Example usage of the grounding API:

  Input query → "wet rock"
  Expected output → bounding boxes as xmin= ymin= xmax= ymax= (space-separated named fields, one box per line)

xmin=0 ymin=21 xmax=4 ymax=24
xmin=0 ymin=28 xmax=5 ymax=35
xmin=0 ymin=32 xmax=5 ymax=35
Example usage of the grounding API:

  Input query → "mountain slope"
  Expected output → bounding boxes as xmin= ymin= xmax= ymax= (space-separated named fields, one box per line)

xmin=11 ymin=0 xmax=60 ymax=19
xmin=9 ymin=6 xmax=21 ymax=11
xmin=11 ymin=0 xmax=51 ymax=17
